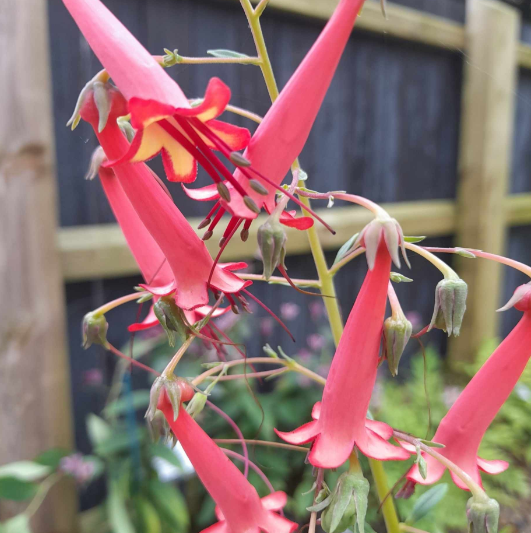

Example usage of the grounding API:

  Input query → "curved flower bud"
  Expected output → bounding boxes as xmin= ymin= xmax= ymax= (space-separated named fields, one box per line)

xmin=467 ymin=496 xmax=500 ymax=533
xmin=153 ymin=297 xmax=188 ymax=347
xmin=354 ymin=217 xmax=409 ymax=270
xmin=146 ymin=375 xmax=194 ymax=423
xmin=257 ymin=218 xmax=287 ymax=280
xmin=497 ymin=282 xmax=531 ymax=313
xmin=428 ymin=278 xmax=468 ymax=336
xmin=82 ymin=312 xmax=109 ymax=349
xmin=383 ymin=315 xmax=412 ymax=377
xmin=321 ymin=472 xmax=370 ymax=533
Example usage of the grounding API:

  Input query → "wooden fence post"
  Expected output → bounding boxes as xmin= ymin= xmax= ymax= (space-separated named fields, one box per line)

xmin=0 ymin=0 xmax=78 ymax=531
xmin=450 ymin=0 xmax=520 ymax=365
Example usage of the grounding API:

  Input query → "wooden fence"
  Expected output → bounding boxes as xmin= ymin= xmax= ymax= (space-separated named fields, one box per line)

xmin=2 ymin=0 xmax=531 ymax=530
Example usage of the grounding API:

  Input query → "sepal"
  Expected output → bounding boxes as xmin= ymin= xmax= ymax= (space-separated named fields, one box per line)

xmin=467 ymin=496 xmax=500 ymax=533
xmin=153 ymin=297 xmax=189 ymax=347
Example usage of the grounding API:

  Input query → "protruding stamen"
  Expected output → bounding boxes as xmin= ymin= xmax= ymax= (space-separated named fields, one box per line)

xmin=244 ymin=196 xmax=260 ymax=214
xmin=208 ymin=217 xmax=243 ymax=285
xmin=217 ymin=182 xmax=231 ymax=202
xmin=198 ymin=218 xmax=211 ymax=230
xmin=219 ymin=236 xmax=227 ymax=247
xmin=230 ymin=152 xmax=252 ymax=167
xmin=203 ymin=230 xmax=214 ymax=241
xmin=249 ymin=179 xmax=269 ymax=196
xmin=241 ymin=218 xmax=252 ymax=242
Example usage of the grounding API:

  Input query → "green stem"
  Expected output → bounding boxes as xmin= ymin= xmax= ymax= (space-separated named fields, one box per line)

xmin=214 ymin=438 xmax=309 ymax=453
xmin=92 ymin=291 xmax=148 ymax=317
xmin=178 ymin=56 xmax=260 ymax=65
xmin=405 ymin=243 xmax=459 ymax=280
xmin=25 ymin=473 xmax=62 ymax=518
xmin=162 ymin=336 xmax=195 ymax=377
xmin=241 ymin=5 xmax=401 ymax=532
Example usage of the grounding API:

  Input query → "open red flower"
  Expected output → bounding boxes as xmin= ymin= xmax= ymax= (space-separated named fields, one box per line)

xmin=62 ymin=0 xmax=250 ymax=183
xmin=275 ymin=241 xmax=409 ymax=468
xmin=406 ymin=284 xmax=531 ymax=490
xmin=185 ymin=0 xmax=367 ymax=233
xmin=79 ymin=85 xmax=250 ymax=311
xmin=159 ymin=393 xmax=297 ymax=533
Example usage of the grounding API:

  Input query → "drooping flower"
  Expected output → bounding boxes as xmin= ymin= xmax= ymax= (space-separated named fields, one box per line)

xmin=158 ymin=393 xmax=297 ymax=533
xmin=79 ymin=85 xmax=250 ymax=311
xmin=186 ymin=0 xmax=367 ymax=236
xmin=62 ymin=0 xmax=250 ymax=185
xmin=275 ymin=242 xmax=409 ymax=468
xmin=405 ymin=284 xmax=531 ymax=490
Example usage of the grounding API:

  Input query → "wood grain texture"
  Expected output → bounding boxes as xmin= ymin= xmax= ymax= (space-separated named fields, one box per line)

xmin=451 ymin=0 xmax=520 ymax=363
xmin=0 ymin=0 xmax=78 ymax=530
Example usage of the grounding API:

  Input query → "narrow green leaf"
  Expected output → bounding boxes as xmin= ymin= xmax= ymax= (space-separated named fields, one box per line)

xmin=108 ymin=479 xmax=135 ymax=533
xmin=333 ymin=233 xmax=359 ymax=266
xmin=0 ymin=477 xmax=38 ymax=501
xmin=86 ymin=414 xmax=112 ymax=447
xmin=135 ymin=497 xmax=161 ymax=533
xmin=84 ymin=456 xmax=105 ymax=480
xmin=148 ymin=479 xmax=189 ymax=530
xmin=404 ymin=236 xmax=426 ymax=243
xmin=207 ymin=49 xmax=251 ymax=60
xmin=406 ymin=484 xmax=449 ymax=525
xmin=0 ymin=462 xmax=51 ymax=482
xmin=33 ymin=449 xmax=70 ymax=469
xmin=0 ymin=514 xmax=31 ymax=533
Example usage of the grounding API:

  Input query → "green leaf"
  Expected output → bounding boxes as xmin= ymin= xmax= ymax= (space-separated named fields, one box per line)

xmin=404 ymin=236 xmax=426 ymax=243
xmin=0 ymin=462 xmax=51 ymax=482
xmin=0 ymin=477 xmax=38 ymax=501
xmin=333 ymin=233 xmax=359 ymax=266
xmin=149 ymin=443 xmax=182 ymax=469
xmin=108 ymin=478 xmax=135 ymax=533
xmin=148 ymin=479 xmax=189 ymax=530
xmin=406 ymin=484 xmax=449 ymax=525
xmin=207 ymin=49 xmax=251 ymax=61
xmin=84 ymin=455 xmax=105 ymax=480
xmin=33 ymin=449 xmax=70 ymax=469
xmin=95 ymin=430 xmax=142 ymax=457
xmin=0 ymin=514 xmax=31 ymax=533
xmin=135 ymin=497 xmax=162 ymax=533
xmin=103 ymin=390 xmax=151 ymax=418
xmin=87 ymin=414 xmax=112 ymax=447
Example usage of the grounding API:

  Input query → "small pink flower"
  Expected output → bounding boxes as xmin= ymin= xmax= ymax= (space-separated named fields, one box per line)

xmin=405 ymin=311 xmax=422 ymax=333
xmin=307 ymin=334 xmax=326 ymax=351
xmin=280 ymin=302 xmax=300 ymax=321
xmin=309 ymin=301 xmax=325 ymax=322
xmin=82 ymin=369 xmax=103 ymax=387
xmin=60 ymin=454 xmax=95 ymax=485
xmin=297 ymin=349 xmax=312 ymax=362
xmin=260 ymin=317 xmax=275 ymax=337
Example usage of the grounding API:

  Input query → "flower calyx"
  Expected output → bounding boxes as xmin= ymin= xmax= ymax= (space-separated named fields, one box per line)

xmin=82 ymin=312 xmax=109 ymax=349
xmin=146 ymin=374 xmax=194 ymax=427
xmin=498 ymin=282 xmax=531 ymax=313
xmin=383 ymin=315 xmax=412 ymax=377
xmin=153 ymin=297 xmax=189 ymax=347
xmin=467 ymin=496 xmax=500 ymax=533
xmin=354 ymin=216 xmax=410 ymax=270
xmin=428 ymin=278 xmax=468 ymax=336
xmin=319 ymin=471 xmax=370 ymax=533
xmin=85 ymin=146 xmax=107 ymax=181
xmin=257 ymin=216 xmax=287 ymax=281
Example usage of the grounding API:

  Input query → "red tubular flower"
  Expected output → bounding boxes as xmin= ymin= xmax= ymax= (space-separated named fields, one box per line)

xmin=62 ymin=0 xmax=249 ymax=183
xmin=79 ymin=86 xmax=250 ymax=311
xmin=275 ymin=242 xmax=410 ymax=468
xmin=186 ymin=0 xmax=366 ymax=231
xmin=406 ymin=285 xmax=531 ymax=490
xmin=158 ymin=394 xmax=297 ymax=533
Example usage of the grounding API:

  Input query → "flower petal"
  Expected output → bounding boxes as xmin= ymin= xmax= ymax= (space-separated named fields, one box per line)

xmin=406 ymin=454 xmax=446 ymax=486
xmin=176 ymin=78 xmax=231 ymax=122
xmin=129 ymin=97 xmax=176 ymax=129
xmin=200 ymin=520 xmax=229 ymax=533
xmin=209 ymin=268 xmax=251 ymax=301
xmin=261 ymin=491 xmax=287 ymax=511
xmin=262 ymin=510 xmax=298 ymax=533
xmin=161 ymin=145 xmax=197 ymax=183
xmin=140 ymin=280 xmax=176 ymax=297
xmin=365 ymin=419 xmax=393 ymax=441
xmin=274 ymin=420 xmax=319 ymax=445
xmin=279 ymin=210 xmax=314 ymax=230
xmin=311 ymin=402 xmax=322 ymax=420
xmin=220 ymin=262 xmax=248 ymax=272
xmin=181 ymin=183 xmax=220 ymax=202
xmin=357 ymin=429 xmax=410 ymax=462
xmin=128 ymin=305 xmax=159 ymax=332
xmin=207 ymin=119 xmax=251 ymax=151
xmin=308 ymin=431 xmax=354 ymax=469
xmin=477 ymin=457 xmax=509 ymax=475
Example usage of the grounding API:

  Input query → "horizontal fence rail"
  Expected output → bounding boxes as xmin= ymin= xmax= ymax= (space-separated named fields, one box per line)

xmin=58 ymin=193 xmax=531 ymax=281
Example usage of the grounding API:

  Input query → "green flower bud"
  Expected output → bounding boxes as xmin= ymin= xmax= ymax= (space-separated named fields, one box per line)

xmin=257 ymin=219 xmax=287 ymax=281
xmin=383 ymin=316 xmax=412 ymax=377
xmin=321 ymin=472 xmax=370 ymax=533
xmin=186 ymin=392 xmax=208 ymax=418
xmin=146 ymin=375 xmax=188 ymax=425
xmin=153 ymin=297 xmax=188 ymax=347
xmin=429 ymin=278 xmax=468 ymax=336
xmin=82 ymin=312 xmax=109 ymax=349
xmin=467 ymin=496 xmax=500 ymax=533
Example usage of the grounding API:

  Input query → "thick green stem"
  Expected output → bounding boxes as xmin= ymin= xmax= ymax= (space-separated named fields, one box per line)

xmin=241 ymin=4 xmax=401 ymax=532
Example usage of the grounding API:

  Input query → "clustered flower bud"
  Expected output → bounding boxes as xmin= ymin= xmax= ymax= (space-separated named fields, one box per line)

xmin=429 ymin=278 xmax=468 ymax=336
xmin=383 ymin=315 xmax=412 ymax=377
xmin=82 ymin=312 xmax=109 ymax=349
xmin=467 ymin=496 xmax=500 ymax=533
xmin=257 ymin=218 xmax=287 ymax=280
xmin=320 ymin=472 xmax=370 ymax=533
xmin=153 ymin=297 xmax=188 ymax=347
xmin=146 ymin=375 xmax=189 ymax=424
xmin=354 ymin=216 xmax=410 ymax=270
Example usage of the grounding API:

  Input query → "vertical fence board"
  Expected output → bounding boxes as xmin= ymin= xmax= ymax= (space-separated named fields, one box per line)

xmin=0 ymin=0 xmax=78 ymax=530
xmin=450 ymin=0 xmax=520 ymax=364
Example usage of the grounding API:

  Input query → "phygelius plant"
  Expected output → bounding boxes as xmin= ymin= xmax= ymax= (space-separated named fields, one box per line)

xmin=58 ymin=0 xmax=531 ymax=531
